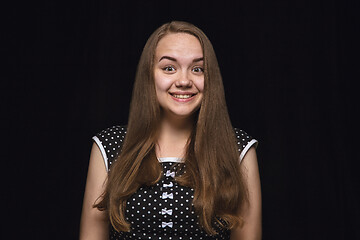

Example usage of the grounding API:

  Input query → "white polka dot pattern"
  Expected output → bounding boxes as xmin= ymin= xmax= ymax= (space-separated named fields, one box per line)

xmin=93 ymin=126 xmax=258 ymax=239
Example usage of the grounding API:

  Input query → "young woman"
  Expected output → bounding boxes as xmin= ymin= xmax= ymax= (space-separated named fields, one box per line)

xmin=80 ymin=21 xmax=261 ymax=240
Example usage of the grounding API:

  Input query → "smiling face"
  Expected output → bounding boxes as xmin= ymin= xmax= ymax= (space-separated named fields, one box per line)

xmin=154 ymin=33 xmax=204 ymax=121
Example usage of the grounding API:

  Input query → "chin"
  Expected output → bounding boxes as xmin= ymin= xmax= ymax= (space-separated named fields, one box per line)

xmin=168 ymin=108 xmax=200 ymax=119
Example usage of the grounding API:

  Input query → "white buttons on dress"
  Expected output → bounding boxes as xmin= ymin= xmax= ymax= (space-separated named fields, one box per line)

xmin=162 ymin=192 xmax=173 ymax=199
xmin=162 ymin=221 xmax=173 ymax=228
xmin=163 ymin=182 xmax=173 ymax=188
xmin=166 ymin=170 xmax=175 ymax=178
xmin=161 ymin=208 xmax=173 ymax=215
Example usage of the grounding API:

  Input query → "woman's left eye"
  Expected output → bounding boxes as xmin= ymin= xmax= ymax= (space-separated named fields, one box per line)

xmin=192 ymin=67 xmax=204 ymax=73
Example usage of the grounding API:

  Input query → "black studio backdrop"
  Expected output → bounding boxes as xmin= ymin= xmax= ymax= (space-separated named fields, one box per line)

xmin=3 ymin=0 xmax=359 ymax=239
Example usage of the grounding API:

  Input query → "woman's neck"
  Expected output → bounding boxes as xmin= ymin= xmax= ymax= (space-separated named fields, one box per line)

xmin=156 ymin=114 xmax=195 ymax=158
xmin=159 ymin=116 xmax=193 ymax=140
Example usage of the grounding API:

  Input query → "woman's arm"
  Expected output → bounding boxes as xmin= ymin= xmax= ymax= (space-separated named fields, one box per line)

xmin=231 ymin=147 xmax=262 ymax=240
xmin=79 ymin=143 xmax=109 ymax=240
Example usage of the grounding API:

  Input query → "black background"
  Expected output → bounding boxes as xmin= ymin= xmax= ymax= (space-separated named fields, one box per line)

xmin=3 ymin=0 xmax=359 ymax=239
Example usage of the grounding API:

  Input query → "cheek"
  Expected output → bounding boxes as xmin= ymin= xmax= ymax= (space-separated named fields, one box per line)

xmin=154 ymin=71 xmax=172 ymax=93
xmin=195 ymin=77 xmax=205 ymax=92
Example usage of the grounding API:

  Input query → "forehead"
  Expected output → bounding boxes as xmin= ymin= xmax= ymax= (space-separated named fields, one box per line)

xmin=155 ymin=33 xmax=203 ymax=59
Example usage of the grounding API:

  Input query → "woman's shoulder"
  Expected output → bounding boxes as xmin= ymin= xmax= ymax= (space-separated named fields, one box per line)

xmin=233 ymin=127 xmax=258 ymax=162
xmin=92 ymin=125 xmax=128 ymax=171
xmin=93 ymin=125 xmax=128 ymax=139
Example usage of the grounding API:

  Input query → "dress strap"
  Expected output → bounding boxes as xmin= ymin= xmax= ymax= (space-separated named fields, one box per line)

xmin=92 ymin=125 xmax=127 ymax=172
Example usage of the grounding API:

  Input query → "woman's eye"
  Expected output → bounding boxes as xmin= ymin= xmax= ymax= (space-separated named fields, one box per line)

xmin=192 ymin=67 xmax=204 ymax=73
xmin=163 ymin=66 xmax=176 ymax=72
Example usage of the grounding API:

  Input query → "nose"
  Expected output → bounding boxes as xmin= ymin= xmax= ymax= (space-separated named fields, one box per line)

xmin=175 ymin=73 xmax=193 ymax=88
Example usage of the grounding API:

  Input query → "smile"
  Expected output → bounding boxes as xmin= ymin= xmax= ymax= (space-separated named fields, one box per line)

xmin=169 ymin=92 xmax=198 ymax=102
xmin=172 ymin=94 xmax=193 ymax=99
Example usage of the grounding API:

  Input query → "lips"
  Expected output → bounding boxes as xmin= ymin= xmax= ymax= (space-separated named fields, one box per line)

xmin=169 ymin=92 xmax=197 ymax=99
xmin=172 ymin=94 xmax=193 ymax=99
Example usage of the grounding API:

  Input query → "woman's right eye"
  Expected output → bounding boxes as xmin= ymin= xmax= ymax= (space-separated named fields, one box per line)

xmin=162 ymin=66 xmax=176 ymax=72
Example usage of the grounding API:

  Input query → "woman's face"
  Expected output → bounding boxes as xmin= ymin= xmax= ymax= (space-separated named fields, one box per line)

xmin=154 ymin=33 xmax=204 ymax=120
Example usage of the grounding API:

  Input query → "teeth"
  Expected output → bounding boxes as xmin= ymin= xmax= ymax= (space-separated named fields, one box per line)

xmin=173 ymin=94 xmax=192 ymax=99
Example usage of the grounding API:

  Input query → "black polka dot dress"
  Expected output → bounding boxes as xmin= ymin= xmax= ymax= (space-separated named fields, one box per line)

xmin=92 ymin=126 xmax=258 ymax=240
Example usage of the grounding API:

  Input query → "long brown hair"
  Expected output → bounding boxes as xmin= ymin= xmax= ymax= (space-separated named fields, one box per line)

xmin=94 ymin=21 xmax=248 ymax=235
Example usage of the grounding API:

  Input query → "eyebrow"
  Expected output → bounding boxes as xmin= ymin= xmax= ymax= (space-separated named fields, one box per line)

xmin=159 ymin=56 xmax=204 ymax=63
